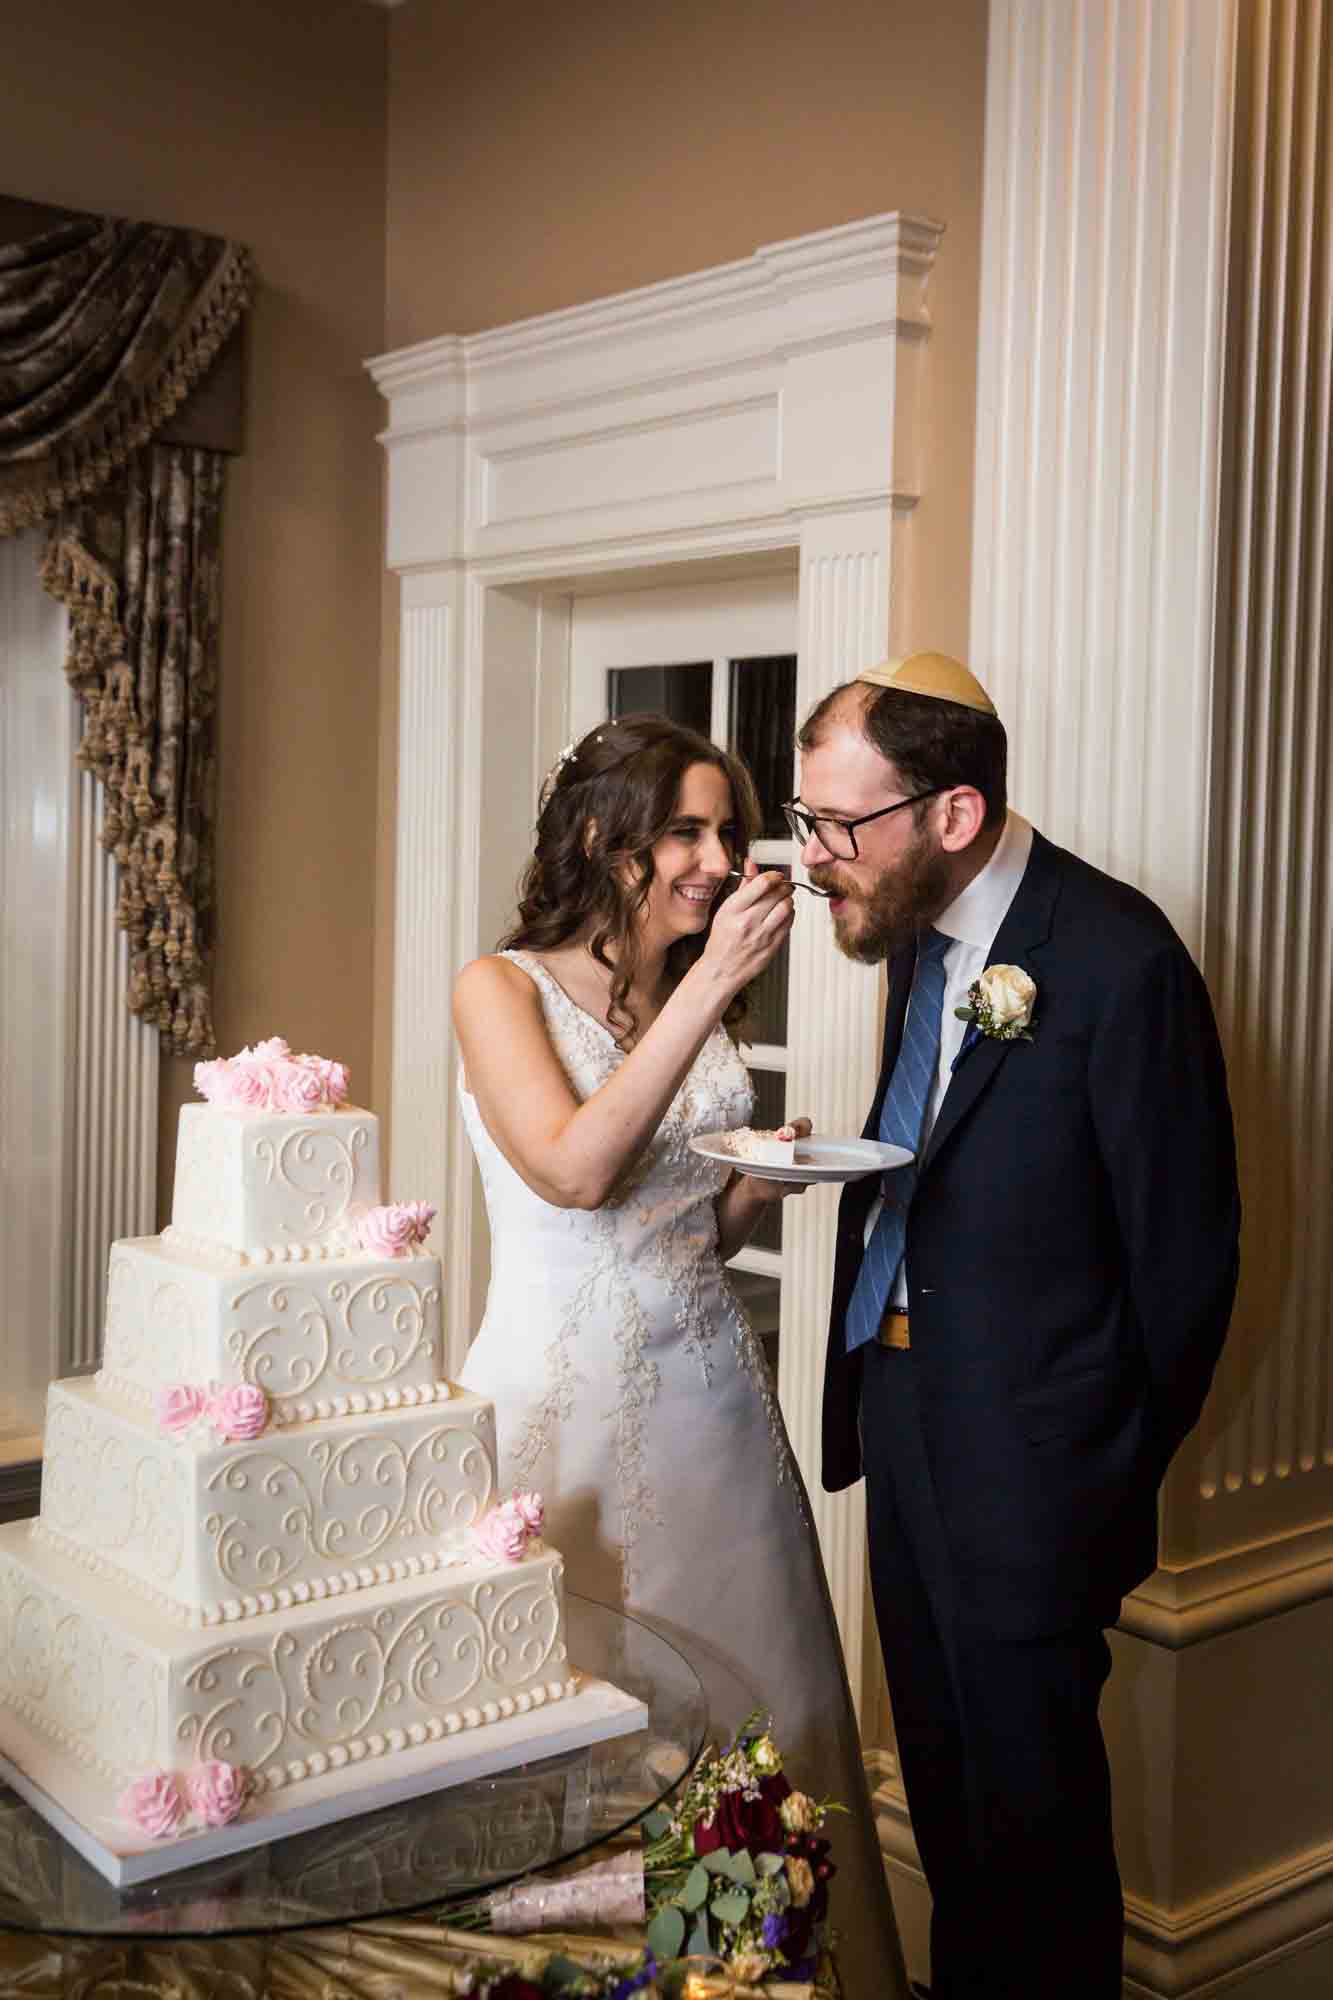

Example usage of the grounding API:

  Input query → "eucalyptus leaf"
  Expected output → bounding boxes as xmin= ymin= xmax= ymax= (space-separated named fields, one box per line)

xmin=688 ymin=1915 xmax=713 ymax=1957
xmin=756 ymin=1852 xmax=786 ymax=1877
xmin=641 ymin=1808 xmax=673 ymax=1841
xmin=710 ymin=1888 xmax=751 ymax=1927
xmin=729 ymin=1848 xmax=757 ymax=1886
xmin=646 ymin=1906 xmax=686 ymax=1960
xmin=702 ymin=1850 xmax=737 ymax=1875
xmin=682 ymin=1863 xmax=710 ymax=1912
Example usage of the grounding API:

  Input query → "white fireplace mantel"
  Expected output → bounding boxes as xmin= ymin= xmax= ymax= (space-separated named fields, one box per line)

xmin=368 ymin=210 xmax=943 ymax=1721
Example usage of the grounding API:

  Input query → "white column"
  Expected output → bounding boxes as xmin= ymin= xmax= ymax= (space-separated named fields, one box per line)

xmin=971 ymin=0 xmax=1333 ymax=1988
xmin=389 ymin=585 xmax=474 ymax=1373
xmin=68 ymin=774 xmax=159 ymax=1374
xmin=1 ymin=530 xmax=157 ymax=1429
xmin=780 ymin=507 xmax=891 ymax=1712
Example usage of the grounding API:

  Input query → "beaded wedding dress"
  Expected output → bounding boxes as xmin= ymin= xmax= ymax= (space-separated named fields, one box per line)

xmin=458 ymin=952 xmax=906 ymax=1995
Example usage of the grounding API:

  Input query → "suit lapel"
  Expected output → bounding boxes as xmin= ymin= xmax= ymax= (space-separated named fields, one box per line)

xmin=919 ymin=830 xmax=1062 ymax=1175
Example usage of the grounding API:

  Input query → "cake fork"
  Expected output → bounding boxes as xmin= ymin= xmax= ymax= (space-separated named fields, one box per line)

xmin=724 ymin=868 xmax=835 ymax=899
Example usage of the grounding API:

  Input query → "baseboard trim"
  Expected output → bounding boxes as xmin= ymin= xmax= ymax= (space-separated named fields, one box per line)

xmin=864 ymin=1748 xmax=1333 ymax=1997
xmin=1123 ymin=1835 xmax=1333 ymax=1995
xmin=1121 ymin=1526 xmax=1333 ymax=1650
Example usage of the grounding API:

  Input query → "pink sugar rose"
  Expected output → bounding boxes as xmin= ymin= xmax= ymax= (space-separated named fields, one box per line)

xmin=473 ymin=1503 xmax=531 ymax=1564
xmin=399 ymin=1199 xmax=436 ymax=1241
xmin=221 ymin=1062 xmax=271 ymax=1111
xmin=120 ymin=1772 xmax=185 ymax=1839
xmin=248 ymin=1037 xmax=291 ymax=1061
xmin=274 ymin=1062 xmax=327 ymax=1115
xmin=207 ymin=1382 xmax=270 ymax=1443
xmin=356 ymin=1202 xmax=436 ymax=1258
xmin=299 ymin=1055 xmax=350 ymax=1106
xmin=186 ymin=1760 xmax=249 ymax=1828
xmin=154 ymin=1383 xmax=207 ymax=1439
xmin=511 ymin=1490 xmax=545 ymax=1537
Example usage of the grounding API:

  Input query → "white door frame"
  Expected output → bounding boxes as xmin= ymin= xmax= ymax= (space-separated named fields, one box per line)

xmin=369 ymin=211 xmax=942 ymax=1722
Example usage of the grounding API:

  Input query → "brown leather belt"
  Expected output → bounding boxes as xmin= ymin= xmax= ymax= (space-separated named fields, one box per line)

xmin=877 ymin=1308 xmax=911 ymax=1350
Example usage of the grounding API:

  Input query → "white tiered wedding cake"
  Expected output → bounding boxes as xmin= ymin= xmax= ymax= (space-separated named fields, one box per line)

xmin=0 ymin=1041 xmax=640 ymax=1883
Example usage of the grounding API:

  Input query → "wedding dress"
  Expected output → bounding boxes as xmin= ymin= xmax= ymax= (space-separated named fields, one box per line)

xmin=458 ymin=951 xmax=906 ymax=1996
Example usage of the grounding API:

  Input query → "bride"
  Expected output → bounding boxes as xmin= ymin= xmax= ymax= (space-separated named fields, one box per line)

xmin=454 ymin=714 xmax=906 ymax=1994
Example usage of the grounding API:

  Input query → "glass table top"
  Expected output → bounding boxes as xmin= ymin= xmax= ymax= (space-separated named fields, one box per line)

xmin=0 ymin=1597 xmax=707 ymax=1941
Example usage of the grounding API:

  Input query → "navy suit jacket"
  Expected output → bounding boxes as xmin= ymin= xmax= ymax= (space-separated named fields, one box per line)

xmin=822 ymin=829 xmax=1240 ymax=1634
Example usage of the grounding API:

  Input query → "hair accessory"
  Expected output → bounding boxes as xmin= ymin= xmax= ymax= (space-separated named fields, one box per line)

xmin=857 ymin=652 xmax=998 ymax=717
xmin=538 ymin=739 xmax=580 ymax=810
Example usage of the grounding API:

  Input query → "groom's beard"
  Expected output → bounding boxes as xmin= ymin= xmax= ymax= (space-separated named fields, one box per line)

xmin=812 ymin=825 xmax=951 ymax=965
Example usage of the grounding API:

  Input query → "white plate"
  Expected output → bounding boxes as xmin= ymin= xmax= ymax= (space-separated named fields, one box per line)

xmin=690 ymin=1132 xmax=913 ymax=1185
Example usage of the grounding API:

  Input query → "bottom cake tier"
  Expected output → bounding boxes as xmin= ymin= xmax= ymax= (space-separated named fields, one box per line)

xmin=0 ymin=1519 xmax=575 ymax=1819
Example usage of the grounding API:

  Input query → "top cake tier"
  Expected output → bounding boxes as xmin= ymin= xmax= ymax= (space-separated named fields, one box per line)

xmin=171 ymin=1102 xmax=382 ymax=1259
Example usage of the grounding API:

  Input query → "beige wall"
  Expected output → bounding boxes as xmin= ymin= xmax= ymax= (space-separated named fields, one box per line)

xmin=4 ymin=0 xmax=988 ymax=1211
xmin=386 ymin=0 xmax=988 ymax=653
xmin=0 ymin=0 xmax=389 ymax=1214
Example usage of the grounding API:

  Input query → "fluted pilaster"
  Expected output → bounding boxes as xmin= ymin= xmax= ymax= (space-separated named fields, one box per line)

xmin=69 ymin=775 xmax=158 ymax=1373
xmin=390 ymin=596 xmax=470 ymax=1371
xmin=780 ymin=511 xmax=891 ymax=1702
xmin=1 ymin=531 xmax=156 ymax=1413
xmin=1191 ymin=0 xmax=1333 ymax=1549
xmin=972 ymin=0 xmax=1237 ymax=949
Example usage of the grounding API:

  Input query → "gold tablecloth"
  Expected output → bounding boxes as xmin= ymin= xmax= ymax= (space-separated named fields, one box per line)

xmin=0 ymin=1920 xmax=837 ymax=1998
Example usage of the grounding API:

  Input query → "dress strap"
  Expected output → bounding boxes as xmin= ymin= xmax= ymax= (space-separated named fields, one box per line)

xmin=500 ymin=947 xmax=560 ymax=1001
xmin=499 ymin=949 xmax=587 ymax=1024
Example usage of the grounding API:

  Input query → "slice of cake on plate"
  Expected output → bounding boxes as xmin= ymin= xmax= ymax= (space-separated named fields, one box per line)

xmin=727 ymin=1125 xmax=797 ymax=1167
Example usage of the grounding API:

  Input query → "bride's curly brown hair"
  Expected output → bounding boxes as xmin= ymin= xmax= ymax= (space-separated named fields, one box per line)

xmin=500 ymin=714 xmax=764 ymax=1046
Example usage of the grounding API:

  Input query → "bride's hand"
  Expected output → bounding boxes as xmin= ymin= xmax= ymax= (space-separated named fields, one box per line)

xmin=701 ymin=862 xmax=794 ymax=995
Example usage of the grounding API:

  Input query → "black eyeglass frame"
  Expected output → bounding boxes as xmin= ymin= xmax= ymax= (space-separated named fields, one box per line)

xmin=780 ymin=788 xmax=945 ymax=860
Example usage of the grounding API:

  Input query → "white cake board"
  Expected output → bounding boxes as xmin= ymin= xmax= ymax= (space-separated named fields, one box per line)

xmin=0 ymin=1676 xmax=647 ymax=1889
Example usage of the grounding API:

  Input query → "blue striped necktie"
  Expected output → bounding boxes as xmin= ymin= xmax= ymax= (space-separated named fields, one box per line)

xmin=844 ymin=927 xmax=951 ymax=1353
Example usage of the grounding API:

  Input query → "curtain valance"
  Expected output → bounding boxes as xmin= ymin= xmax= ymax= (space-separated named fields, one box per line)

xmin=0 ymin=211 xmax=252 ymax=1056
xmin=0 ymin=215 xmax=248 ymax=536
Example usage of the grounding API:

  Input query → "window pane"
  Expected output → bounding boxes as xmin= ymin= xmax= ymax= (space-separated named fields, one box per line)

xmin=743 ymin=931 xmax=789 ymax=1047
xmin=608 ymin=662 xmax=712 ymax=736
xmin=730 ymin=653 xmax=797 ymax=838
xmin=745 ymin=1068 xmax=787 ymax=1253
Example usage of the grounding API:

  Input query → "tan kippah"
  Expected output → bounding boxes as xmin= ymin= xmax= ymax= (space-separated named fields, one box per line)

xmin=857 ymin=651 xmax=997 ymax=717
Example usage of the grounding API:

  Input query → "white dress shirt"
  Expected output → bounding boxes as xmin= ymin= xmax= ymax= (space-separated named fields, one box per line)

xmin=865 ymin=809 xmax=1035 ymax=1308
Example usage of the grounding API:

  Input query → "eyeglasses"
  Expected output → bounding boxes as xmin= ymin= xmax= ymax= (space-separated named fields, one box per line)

xmin=780 ymin=789 xmax=944 ymax=860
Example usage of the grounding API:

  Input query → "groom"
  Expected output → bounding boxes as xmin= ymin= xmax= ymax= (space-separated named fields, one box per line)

xmin=797 ymin=656 xmax=1240 ymax=2000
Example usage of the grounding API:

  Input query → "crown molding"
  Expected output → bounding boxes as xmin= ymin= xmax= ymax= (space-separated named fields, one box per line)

xmin=367 ymin=211 xmax=943 ymax=416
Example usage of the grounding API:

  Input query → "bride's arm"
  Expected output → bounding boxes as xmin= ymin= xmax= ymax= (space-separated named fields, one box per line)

xmin=453 ymin=878 xmax=793 ymax=1210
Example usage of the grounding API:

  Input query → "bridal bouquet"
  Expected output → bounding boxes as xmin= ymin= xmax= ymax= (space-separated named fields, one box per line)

xmin=448 ymin=1714 xmax=837 ymax=1992
xmin=640 ymin=1712 xmax=839 ymax=1985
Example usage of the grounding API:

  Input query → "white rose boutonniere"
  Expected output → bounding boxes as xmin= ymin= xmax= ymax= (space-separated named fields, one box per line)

xmin=956 ymin=963 xmax=1037 ymax=1043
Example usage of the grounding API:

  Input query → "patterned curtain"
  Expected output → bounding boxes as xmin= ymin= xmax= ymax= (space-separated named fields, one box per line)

xmin=0 ymin=212 xmax=252 ymax=1055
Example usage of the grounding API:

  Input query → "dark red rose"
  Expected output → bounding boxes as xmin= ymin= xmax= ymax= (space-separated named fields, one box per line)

xmin=692 ymin=1784 xmax=785 ymax=1856
xmin=488 ymin=1977 xmax=544 ymax=2000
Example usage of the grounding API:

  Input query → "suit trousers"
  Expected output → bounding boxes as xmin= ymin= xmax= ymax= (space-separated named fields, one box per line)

xmin=860 ymin=1342 xmax=1124 ymax=2000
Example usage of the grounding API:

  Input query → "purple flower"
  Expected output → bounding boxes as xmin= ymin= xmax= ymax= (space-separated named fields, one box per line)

xmin=762 ymin=1912 xmax=789 ymax=1950
xmin=609 ymin=1954 xmax=656 ymax=1999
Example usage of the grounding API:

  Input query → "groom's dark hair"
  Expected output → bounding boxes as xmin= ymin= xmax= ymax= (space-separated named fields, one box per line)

xmin=797 ymin=684 xmax=1008 ymax=831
